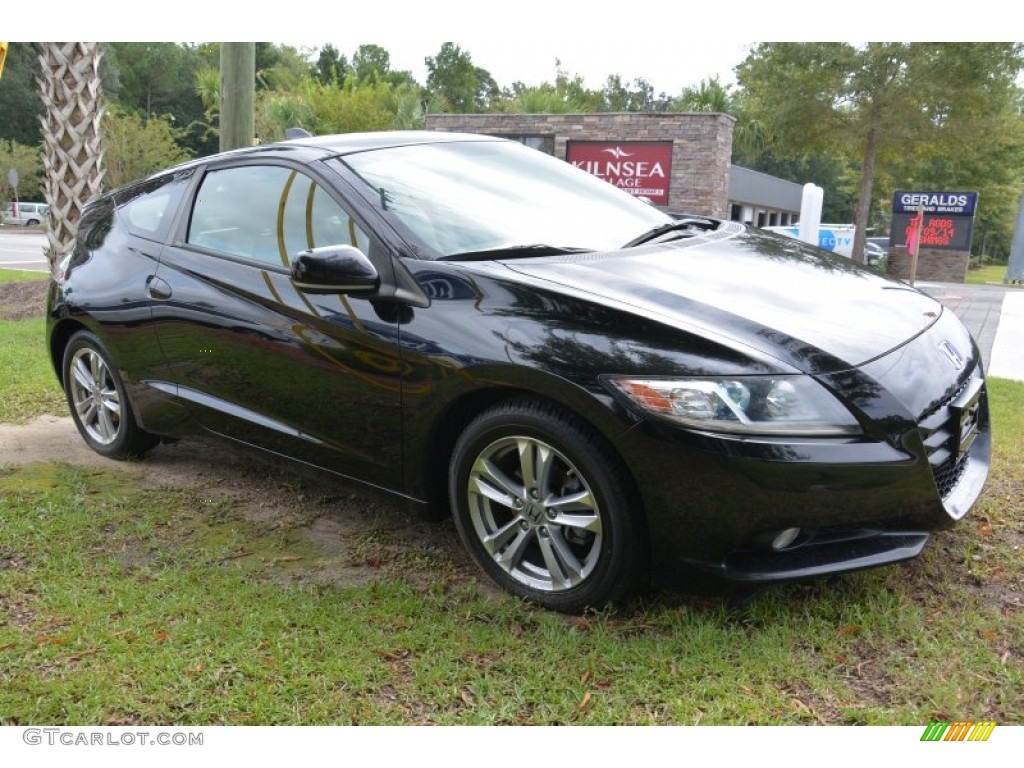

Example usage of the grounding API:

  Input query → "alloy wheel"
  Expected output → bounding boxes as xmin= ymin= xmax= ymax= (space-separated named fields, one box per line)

xmin=68 ymin=347 xmax=122 ymax=445
xmin=466 ymin=435 xmax=604 ymax=593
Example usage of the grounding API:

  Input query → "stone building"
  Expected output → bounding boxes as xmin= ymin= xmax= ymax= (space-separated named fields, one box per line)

xmin=424 ymin=112 xmax=735 ymax=218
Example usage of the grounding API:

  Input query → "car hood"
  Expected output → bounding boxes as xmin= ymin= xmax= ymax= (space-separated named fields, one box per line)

xmin=499 ymin=227 xmax=943 ymax=375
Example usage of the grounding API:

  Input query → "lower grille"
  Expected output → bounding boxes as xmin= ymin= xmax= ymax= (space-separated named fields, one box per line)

xmin=931 ymin=452 xmax=970 ymax=499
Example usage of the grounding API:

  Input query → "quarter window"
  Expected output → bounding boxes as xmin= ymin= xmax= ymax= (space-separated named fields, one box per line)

xmin=188 ymin=165 xmax=368 ymax=265
xmin=115 ymin=170 xmax=192 ymax=242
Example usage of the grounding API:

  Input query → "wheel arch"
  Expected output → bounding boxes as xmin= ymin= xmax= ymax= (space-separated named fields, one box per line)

xmin=48 ymin=318 xmax=90 ymax=387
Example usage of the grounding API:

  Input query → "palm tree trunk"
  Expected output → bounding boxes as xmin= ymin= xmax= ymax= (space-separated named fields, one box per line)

xmin=37 ymin=42 xmax=106 ymax=270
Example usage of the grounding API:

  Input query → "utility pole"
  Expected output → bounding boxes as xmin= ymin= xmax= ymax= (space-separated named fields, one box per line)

xmin=220 ymin=43 xmax=255 ymax=152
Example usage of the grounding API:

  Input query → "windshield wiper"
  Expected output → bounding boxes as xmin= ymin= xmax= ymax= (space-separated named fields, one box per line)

xmin=622 ymin=216 xmax=719 ymax=248
xmin=440 ymin=244 xmax=594 ymax=261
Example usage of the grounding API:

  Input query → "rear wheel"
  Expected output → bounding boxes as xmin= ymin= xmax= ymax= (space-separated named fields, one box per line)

xmin=450 ymin=399 xmax=644 ymax=612
xmin=62 ymin=330 xmax=159 ymax=459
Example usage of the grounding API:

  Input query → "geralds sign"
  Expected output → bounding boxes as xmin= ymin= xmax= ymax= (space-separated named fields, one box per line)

xmin=893 ymin=191 xmax=978 ymax=217
xmin=890 ymin=190 xmax=978 ymax=252
xmin=567 ymin=142 xmax=672 ymax=206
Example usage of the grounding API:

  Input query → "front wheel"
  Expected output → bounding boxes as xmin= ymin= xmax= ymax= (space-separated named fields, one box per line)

xmin=62 ymin=330 xmax=159 ymax=459
xmin=449 ymin=399 xmax=645 ymax=613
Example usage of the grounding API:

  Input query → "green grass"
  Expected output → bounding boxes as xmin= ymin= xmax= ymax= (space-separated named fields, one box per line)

xmin=0 ymin=268 xmax=48 ymax=283
xmin=966 ymin=264 xmax=1013 ymax=285
xmin=0 ymin=317 xmax=65 ymax=422
xmin=0 ymin=382 xmax=1021 ymax=725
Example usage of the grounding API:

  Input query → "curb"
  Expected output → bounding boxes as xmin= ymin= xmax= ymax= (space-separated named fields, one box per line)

xmin=989 ymin=291 xmax=1024 ymax=382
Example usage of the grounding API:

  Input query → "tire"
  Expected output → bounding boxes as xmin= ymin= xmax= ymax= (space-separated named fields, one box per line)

xmin=449 ymin=398 xmax=645 ymax=613
xmin=26 ymin=219 xmax=40 ymax=227
xmin=62 ymin=330 xmax=159 ymax=459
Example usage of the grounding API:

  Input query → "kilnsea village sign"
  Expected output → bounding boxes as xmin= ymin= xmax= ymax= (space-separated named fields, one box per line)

xmin=567 ymin=142 xmax=673 ymax=206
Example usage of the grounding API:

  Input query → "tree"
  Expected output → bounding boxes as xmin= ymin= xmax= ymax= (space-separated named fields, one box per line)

xmin=669 ymin=77 xmax=765 ymax=165
xmin=601 ymin=74 xmax=657 ymax=112
xmin=425 ymin=43 xmax=498 ymax=112
xmin=314 ymin=43 xmax=348 ymax=86
xmin=0 ymin=139 xmax=44 ymax=204
xmin=102 ymin=106 xmax=191 ymax=188
xmin=0 ymin=43 xmax=43 ymax=145
xmin=672 ymin=76 xmax=733 ymax=113
xmin=104 ymin=42 xmax=213 ymax=156
xmin=255 ymin=43 xmax=311 ymax=92
xmin=352 ymin=44 xmax=391 ymax=84
xmin=737 ymin=43 xmax=1024 ymax=263
xmin=105 ymin=43 xmax=196 ymax=121
xmin=499 ymin=65 xmax=602 ymax=114
xmin=505 ymin=85 xmax=585 ymax=114
xmin=350 ymin=44 xmax=416 ymax=89
xmin=257 ymin=79 xmax=424 ymax=142
xmin=750 ymin=150 xmax=859 ymax=223
xmin=499 ymin=63 xmax=603 ymax=114
xmin=191 ymin=65 xmax=221 ymax=148
xmin=880 ymin=98 xmax=1024 ymax=261
xmin=37 ymin=42 xmax=106 ymax=267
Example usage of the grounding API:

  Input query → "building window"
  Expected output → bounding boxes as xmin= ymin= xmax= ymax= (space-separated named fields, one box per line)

xmin=730 ymin=204 xmax=743 ymax=221
xmin=495 ymin=134 xmax=555 ymax=155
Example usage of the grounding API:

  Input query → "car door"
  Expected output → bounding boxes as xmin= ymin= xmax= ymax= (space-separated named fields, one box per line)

xmin=150 ymin=159 xmax=405 ymax=490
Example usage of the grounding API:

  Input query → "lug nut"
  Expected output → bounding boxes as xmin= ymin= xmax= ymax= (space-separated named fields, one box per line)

xmin=519 ymin=520 xmax=530 ymax=531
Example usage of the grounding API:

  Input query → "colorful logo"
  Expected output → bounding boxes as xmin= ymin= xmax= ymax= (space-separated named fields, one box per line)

xmin=920 ymin=720 xmax=996 ymax=742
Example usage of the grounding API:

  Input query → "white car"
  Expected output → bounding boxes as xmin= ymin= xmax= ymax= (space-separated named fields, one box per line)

xmin=2 ymin=201 xmax=49 ymax=226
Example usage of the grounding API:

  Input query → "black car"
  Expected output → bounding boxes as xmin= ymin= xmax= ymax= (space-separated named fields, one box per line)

xmin=47 ymin=132 xmax=990 ymax=612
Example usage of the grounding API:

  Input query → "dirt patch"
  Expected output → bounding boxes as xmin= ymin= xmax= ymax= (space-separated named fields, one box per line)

xmin=0 ymin=415 xmax=484 ymax=595
xmin=0 ymin=279 xmax=49 ymax=321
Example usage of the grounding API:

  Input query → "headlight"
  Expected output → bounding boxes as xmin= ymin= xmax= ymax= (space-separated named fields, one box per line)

xmin=606 ymin=376 xmax=862 ymax=436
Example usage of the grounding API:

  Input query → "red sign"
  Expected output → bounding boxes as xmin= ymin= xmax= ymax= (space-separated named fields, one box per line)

xmin=566 ymin=142 xmax=673 ymax=205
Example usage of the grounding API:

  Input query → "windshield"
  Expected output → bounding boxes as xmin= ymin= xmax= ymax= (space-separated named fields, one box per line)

xmin=337 ymin=140 xmax=673 ymax=259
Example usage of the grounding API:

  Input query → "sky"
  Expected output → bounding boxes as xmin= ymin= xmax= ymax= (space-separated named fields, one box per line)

xmin=14 ymin=1 xmax=1010 ymax=97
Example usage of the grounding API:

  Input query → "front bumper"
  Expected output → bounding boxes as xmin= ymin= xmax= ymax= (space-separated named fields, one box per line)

xmin=615 ymin=309 xmax=990 ymax=589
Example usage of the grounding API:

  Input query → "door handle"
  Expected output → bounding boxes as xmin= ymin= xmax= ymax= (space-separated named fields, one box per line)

xmin=146 ymin=275 xmax=172 ymax=300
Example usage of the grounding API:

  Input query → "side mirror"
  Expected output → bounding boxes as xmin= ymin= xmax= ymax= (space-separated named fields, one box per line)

xmin=290 ymin=245 xmax=380 ymax=294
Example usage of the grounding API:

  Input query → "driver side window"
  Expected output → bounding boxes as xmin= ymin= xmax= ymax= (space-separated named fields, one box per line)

xmin=188 ymin=165 xmax=369 ymax=266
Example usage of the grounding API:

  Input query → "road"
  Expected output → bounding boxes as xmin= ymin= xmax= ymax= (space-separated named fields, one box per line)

xmin=0 ymin=231 xmax=49 ymax=271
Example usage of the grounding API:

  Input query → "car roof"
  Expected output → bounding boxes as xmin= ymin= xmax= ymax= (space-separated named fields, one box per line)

xmin=103 ymin=131 xmax=507 ymax=201
xmin=139 ymin=130 xmax=504 ymax=178
xmin=278 ymin=130 xmax=504 ymax=156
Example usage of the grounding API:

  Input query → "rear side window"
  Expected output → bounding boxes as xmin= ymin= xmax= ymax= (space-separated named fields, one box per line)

xmin=115 ymin=170 xmax=192 ymax=243
xmin=187 ymin=165 xmax=368 ymax=266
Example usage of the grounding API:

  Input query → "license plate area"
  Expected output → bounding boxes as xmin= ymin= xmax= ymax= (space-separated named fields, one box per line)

xmin=950 ymin=378 xmax=983 ymax=459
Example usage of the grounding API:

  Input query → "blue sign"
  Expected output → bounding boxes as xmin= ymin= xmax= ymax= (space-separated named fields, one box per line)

xmin=893 ymin=191 xmax=978 ymax=216
xmin=775 ymin=226 xmax=855 ymax=256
